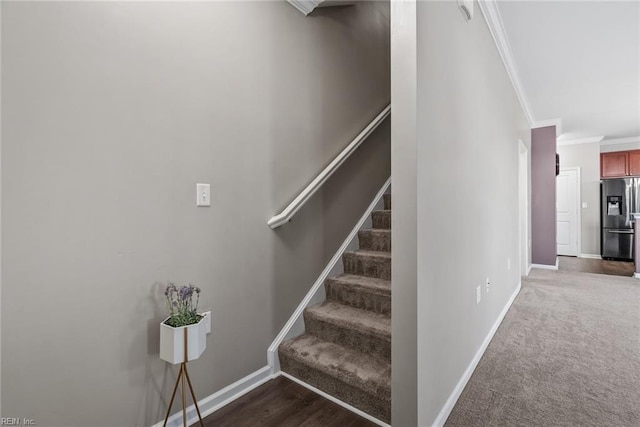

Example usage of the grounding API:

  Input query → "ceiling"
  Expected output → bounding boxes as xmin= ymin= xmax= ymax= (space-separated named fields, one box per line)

xmin=496 ymin=0 xmax=640 ymax=144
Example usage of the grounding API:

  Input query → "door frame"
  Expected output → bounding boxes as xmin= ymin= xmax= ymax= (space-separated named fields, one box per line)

xmin=557 ymin=167 xmax=582 ymax=257
xmin=519 ymin=140 xmax=530 ymax=276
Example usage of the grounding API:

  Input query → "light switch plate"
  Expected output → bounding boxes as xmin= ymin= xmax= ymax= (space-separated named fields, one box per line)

xmin=196 ymin=183 xmax=210 ymax=207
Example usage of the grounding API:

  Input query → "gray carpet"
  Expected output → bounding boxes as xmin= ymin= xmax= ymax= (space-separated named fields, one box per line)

xmin=279 ymin=193 xmax=392 ymax=423
xmin=446 ymin=268 xmax=640 ymax=427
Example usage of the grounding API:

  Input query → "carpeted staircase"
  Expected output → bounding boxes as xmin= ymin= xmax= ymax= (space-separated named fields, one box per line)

xmin=278 ymin=193 xmax=391 ymax=423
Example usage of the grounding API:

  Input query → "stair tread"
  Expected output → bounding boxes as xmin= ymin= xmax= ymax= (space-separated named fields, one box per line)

xmin=344 ymin=250 xmax=391 ymax=258
xmin=329 ymin=274 xmax=391 ymax=293
xmin=306 ymin=301 xmax=391 ymax=340
xmin=280 ymin=334 xmax=391 ymax=391
xmin=359 ymin=228 xmax=391 ymax=234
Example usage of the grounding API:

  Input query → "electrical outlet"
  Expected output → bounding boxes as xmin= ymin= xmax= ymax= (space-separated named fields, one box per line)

xmin=476 ymin=285 xmax=482 ymax=304
xmin=202 ymin=311 xmax=212 ymax=334
xmin=507 ymin=257 xmax=511 ymax=270
xmin=486 ymin=277 xmax=490 ymax=294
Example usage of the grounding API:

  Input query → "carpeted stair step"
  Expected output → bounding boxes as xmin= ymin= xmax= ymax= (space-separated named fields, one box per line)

xmin=278 ymin=334 xmax=391 ymax=423
xmin=343 ymin=250 xmax=391 ymax=280
xmin=304 ymin=301 xmax=391 ymax=362
xmin=325 ymin=274 xmax=391 ymax=316
xmin=383 ymin=194 xmax=391 ymax=210
xmin=358 ymin=228 xmax=391 ymax=252
xmin=371 ymin=210 xmax=391 ymax=229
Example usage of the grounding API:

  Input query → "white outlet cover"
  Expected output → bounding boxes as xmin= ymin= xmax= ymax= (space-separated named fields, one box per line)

xmin=476 ymin=286 xmax=482 ymax=304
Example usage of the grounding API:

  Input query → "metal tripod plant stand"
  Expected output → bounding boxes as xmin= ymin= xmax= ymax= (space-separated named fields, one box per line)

xmin=163 ymin=328 xmax=204 ymax=427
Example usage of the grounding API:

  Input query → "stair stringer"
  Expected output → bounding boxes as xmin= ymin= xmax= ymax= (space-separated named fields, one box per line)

xmin=267 ymin=177 xmax=391 ymax=374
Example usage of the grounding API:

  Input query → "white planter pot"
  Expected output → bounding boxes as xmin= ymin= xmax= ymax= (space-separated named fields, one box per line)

xmin=159 ymin=315 xmax=207 ymax=364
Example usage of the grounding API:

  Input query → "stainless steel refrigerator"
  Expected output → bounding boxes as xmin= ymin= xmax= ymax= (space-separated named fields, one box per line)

xmin=601 ymin=178 xmax=638 ymax=260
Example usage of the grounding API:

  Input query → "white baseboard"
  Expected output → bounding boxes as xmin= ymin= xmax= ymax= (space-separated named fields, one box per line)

xmin=280 ymin=371 xmax=390 ymax=427
xmin=579 ymin=253 xmax=602 ymax=259
xmin=431 ymin=281 xmax=522 ymax=427
xmin=633 ymin=272 xmax=640 ymax=280
xmin=151 ymin=366 xmax=274 ymax=427
xmin=526 ymin=264 xmax=532 ymax=276
xmin=531 ymin=261 xmax=558 ymax=271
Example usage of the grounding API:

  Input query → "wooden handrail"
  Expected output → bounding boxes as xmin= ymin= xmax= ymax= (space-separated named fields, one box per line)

xmin=268 ymin=104 xmax=391 ymax=229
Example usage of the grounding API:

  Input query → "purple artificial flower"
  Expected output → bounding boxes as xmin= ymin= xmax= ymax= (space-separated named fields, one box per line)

xmin=179 ymin=286 xmax=193 ymax=300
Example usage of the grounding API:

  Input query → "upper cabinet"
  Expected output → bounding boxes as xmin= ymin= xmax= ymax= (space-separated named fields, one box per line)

xmin=601 ymin=150 xmax=640 ymax=178
xmin=628 ymin=151 xmax=640 ymax=176
xmin=601 ymin=152 xmax=629 ymax=178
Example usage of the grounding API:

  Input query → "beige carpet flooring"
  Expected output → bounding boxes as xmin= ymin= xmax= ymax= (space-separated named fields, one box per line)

xmin=446 ymin=268 xmax=640 ymax=426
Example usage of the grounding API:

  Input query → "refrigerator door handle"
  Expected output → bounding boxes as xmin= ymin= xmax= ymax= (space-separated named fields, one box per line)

xmin=632 ymin=177 xmax=638 ymax=225
xmin=608 ymin=230 xmax=635 ymax=234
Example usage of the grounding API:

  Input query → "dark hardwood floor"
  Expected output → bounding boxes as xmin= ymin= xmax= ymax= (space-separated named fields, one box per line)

xmin=202 ymin=375 xmax=377 ymax=427
xmin=557 ymin=255 xmax=635 ymax=277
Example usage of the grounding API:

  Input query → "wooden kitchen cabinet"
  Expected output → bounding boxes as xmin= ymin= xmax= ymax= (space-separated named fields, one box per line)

xmin=627 ymin=150 xmax=640 ymax=176
xmin=601 ymin=152 xmax=629 ymax=178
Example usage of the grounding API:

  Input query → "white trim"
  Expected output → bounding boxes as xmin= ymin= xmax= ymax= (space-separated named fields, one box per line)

xmin=579 ymin=254 xmax=602 ymax=260
xmin=477 ymin=1 xmax=535 ymax=128
xmin=267 ymin=177 xmax=391 ymax=372
xmin=432 ymin=281 xmax=522 ymax=427
xmin=267 ymin=105 xmax=391 ymax=229
xmin=286 ymin=0 xmax=355 ymax=16
xmin=531 ymin=261 xmax=559 ymax=271
xmin=280 ymin=372 xmax=390 ymax=427
xmin=600 ymin=136 xmax=640 ymax=146
xmin=533 ymin=118 xmax=562 ymax=136
xmin=633 ymin=272 xmax=640 ymax=280
xmin=527 ymin=264 xmax=532 ymax=276
xmin=287 ymin=0 xmax=322 ymax=15
xmin=151 ymin=366 xmax=274 ymax=427
xmin=518 ymin=140 xmax=529 ymax=278
xmin=557 ymin=136 xmax=604 ymax=146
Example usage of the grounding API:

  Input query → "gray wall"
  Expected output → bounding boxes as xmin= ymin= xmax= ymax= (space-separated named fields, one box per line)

xmin=391 ymin=1 xmax=532 ymax=425
xmin=601 ymin=142 xmax=640 ymax=152
xmin=557 ymin=142 xmax=601 ymax=256
xmin=390 ymin=1 xmax=417 ymax=425
xmin=0 ymin=3 xmax=2 ymax=417
xmin=1 ymin=2 xmax=390 ymax=426
xmin=531 ymin=126 xmax=558 ymax=266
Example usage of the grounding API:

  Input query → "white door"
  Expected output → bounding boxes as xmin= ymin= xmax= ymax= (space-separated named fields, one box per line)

xmin=556 ymin=168 xmax=579 ymax=256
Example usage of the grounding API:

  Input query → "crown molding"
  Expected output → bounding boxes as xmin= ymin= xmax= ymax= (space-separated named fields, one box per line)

xmin=532 ymin=118 xmax=562 ymax=135
xmin=477 ymin=0 xmax=535 ymax=128
xmin=557 ymin=136 xmax=604 ymax=147
xmin=600 ymin=136 xmax=640 ymax=146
